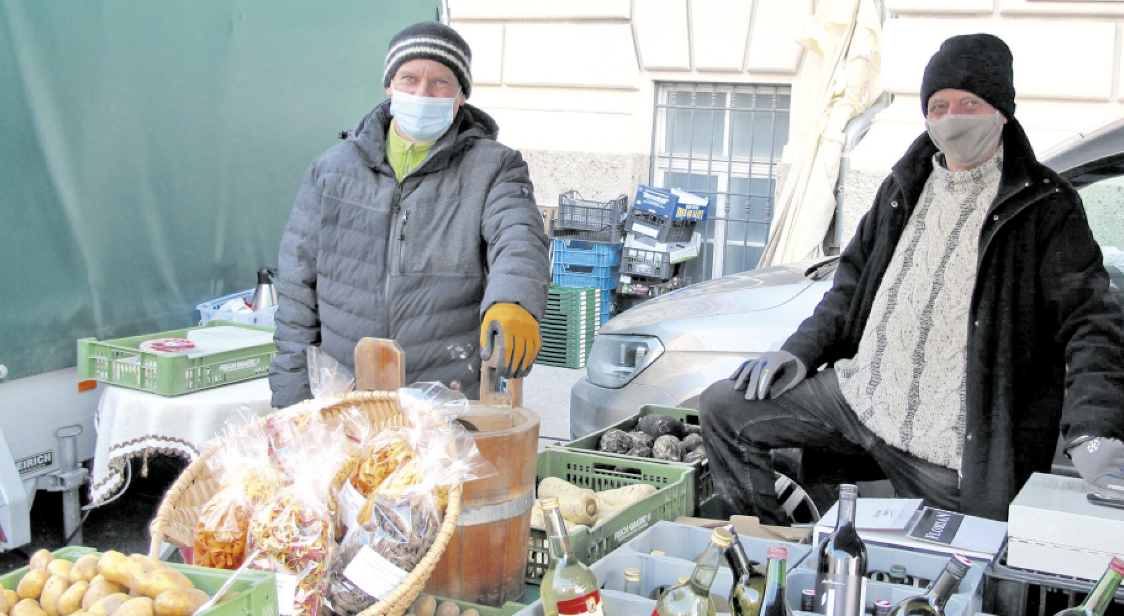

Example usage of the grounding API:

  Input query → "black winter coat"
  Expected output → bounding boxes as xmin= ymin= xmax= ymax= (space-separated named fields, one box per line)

xmin=782 ymin=119 xmax=1124 ymax=520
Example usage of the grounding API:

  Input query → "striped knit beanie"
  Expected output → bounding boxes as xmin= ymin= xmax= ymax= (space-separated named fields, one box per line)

xmin=383 ymin=21 xmax=473 ymax=98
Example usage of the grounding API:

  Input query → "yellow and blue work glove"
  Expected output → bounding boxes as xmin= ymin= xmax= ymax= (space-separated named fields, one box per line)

xmin=480 ymin=303 xmax=540 ymax=379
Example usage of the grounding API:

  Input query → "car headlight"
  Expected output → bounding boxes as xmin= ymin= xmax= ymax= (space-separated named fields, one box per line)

xmin=586 ymin=334 xmax=664 ymax=389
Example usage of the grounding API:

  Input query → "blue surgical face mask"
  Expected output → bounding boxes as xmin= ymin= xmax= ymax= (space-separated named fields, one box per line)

xmin=390 ymin=88 xmax=458 ymax=142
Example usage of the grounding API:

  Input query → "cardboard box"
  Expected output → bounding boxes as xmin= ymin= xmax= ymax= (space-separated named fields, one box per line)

xmin=632 ymin=185 xmax=709 ymax=222
xmin=537 ymin=205 xmax=557 ymax=235
xmin=1007 ymin=472 xmax=1124 ymax=580
xmin=673 ymin=515 xmax=813 ymax=544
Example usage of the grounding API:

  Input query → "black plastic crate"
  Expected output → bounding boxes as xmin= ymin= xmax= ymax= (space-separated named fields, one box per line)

xmin=983 ymin=547 xmax=1124 ymax=616
xmin=626 ymin=208 xmax=697 ymax=243
xmin=617 ymin=276 xmax=690 ymax=298
xmin=549 ymin=219 xmax=624 ymax=244
xmin=556 ymin=190 xmax=628 ymax=233
xmin=622 ymin=247 xmax=672 ymax=280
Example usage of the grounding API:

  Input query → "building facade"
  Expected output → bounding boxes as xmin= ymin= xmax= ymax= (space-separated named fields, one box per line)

xmin=449 ymin=0 xmax=1124 ymax=281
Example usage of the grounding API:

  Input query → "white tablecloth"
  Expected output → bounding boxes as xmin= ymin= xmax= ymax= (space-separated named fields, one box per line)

xmin=89 ymin=378 xmax=274 ymax=506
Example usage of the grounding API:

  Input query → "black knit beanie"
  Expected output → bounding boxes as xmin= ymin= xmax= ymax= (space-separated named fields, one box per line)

xmin=921 ymin=33 xmax=1015 ymax=119
xmin=383 ymin=21 xmax=473 ymax=98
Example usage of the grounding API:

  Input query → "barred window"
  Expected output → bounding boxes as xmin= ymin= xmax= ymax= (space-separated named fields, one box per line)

xmin=651 ymin=82 xmax=791 ymax=281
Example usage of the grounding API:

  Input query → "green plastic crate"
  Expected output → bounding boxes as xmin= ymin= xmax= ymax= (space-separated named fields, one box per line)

xmin=551 ymin=405 xmax=718 ymax=519
xmin=429 ymin=595 xmax=527 ymax=616
xmin=1 ymin=547 xmax=277 ymax=616
xmin=525 ymin=448 xmax=694 ymax=584
xmin=77 ymin=321 xmax=277 ymax=396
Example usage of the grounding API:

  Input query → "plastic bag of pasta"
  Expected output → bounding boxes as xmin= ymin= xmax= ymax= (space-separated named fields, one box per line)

xmin=193 ymin=415 xmax=285 ymax=570
xmin=248 ymin=421 xmax=348 ymax=616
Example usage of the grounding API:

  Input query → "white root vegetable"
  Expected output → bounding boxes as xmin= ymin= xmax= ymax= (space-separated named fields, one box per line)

xmin=538 ymin=477 xmax=598 ymax=526
xmin=597 ymin=484 xmax=657 ymax=508
xmin=530 ymin=500 xmax=586 ymax=531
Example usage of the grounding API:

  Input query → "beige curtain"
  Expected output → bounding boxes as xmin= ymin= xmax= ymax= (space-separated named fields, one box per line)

xmin=757 ymin=0 xmax=883 ymax=267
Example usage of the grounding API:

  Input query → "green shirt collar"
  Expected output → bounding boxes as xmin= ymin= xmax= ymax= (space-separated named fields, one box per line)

xmin=386 ymin=122 xmax=434 ymax=182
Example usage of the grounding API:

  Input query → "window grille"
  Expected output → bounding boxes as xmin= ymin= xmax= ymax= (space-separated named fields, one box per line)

xmin=650 ymin=82 xmax=791 ymax=281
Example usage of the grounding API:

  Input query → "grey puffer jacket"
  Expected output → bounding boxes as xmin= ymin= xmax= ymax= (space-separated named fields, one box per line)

xmin=268 ymin=101 xmax=550 ymax=407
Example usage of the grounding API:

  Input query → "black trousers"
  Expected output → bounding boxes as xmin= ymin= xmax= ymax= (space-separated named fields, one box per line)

xmin=698 ymin=368 xmax=961 ymax=525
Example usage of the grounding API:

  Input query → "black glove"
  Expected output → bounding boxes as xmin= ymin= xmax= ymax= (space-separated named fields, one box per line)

xmin=1069 ymin=436 xmax=1124 ymax=496
xmin=729 ymin=350 xmax=807 ymax=400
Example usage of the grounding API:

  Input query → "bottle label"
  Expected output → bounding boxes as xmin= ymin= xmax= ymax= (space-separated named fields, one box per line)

xmin=817 ymin=573 xmax=867 ymax=616
xmin=557 ymin=590 xmax=604 ymax=616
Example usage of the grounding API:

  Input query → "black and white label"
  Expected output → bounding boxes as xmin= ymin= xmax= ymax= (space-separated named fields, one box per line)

xmin=16 ymin=451 xmax=53 ymax=475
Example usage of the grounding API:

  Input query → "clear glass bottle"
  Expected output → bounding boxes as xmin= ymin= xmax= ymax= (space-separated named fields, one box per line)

xmin=725 ymin=527 xmax=767 ymax=616
xmin=816 ymin=484 xmax=868 ymax=616
xmin=653 ymin=527 xmax=732 ymax=616
xmin=760 ymin=547 xmax=794 ymax=616
xmin=888 ymin=566 xmax=908 ymax=586
xmin=624 ymin=568 xmax=643 ymax=596
xmin=540 ymin=497 xmax=604 ymax=616
xmin=1053 ymin=557 xmax=1124 ymax=616
xmin=886 ymin=554 xmax=971 ymax=616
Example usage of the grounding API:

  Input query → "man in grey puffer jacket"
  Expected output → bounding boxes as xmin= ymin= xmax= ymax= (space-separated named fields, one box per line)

xmin=268 ymin=21 xmax=550 ymax=407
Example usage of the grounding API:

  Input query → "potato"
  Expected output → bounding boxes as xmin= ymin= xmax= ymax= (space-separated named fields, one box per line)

xmin=152 ymin=589 xmax=207 ymax=616
xmin=411 ymin=595 xmax=436 ymax=616
xmin=5 ymin=591 xmax=20 ymax=610
xmin=87 ymin=594 xmax=129 ymax=616
xmin=38 ymin=576 xmax=68 ymax=616
xmin=461 ymin=611 xmax=479 ymax=616
xmin=45 ymin=562 xmax=72 ymax=582
xmin=83 ymin=579 xmax=122 ymax=611
xmin=111 ymin=598 xmax=152 ymax=616
xmin=29 ymin=551 xmax=54 ymax=572
xmin=57 ymin=581 xmax=87 ymax=616
xmin=434 ymin=601 xmax=460 ymax=616
xmin=17 ymin=570 xmax=50 ymax=600
xmin=12 ymin=600 xmax=47 ymax=616
xmin=97 ymin=554 xmax=134 ymax=590
xmin=69 ymin=557 xmax=100 ymax=585
xmin=130 ymin=569 xmax=193 ymax=600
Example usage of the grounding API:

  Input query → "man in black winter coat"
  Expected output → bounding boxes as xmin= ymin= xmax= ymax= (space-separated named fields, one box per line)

xmin=699 ymin=33 xmax=1124 ymax=524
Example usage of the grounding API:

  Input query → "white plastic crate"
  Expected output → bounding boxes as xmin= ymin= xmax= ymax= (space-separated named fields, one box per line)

xmin=197 ymin=289 xmax=277 ymax=328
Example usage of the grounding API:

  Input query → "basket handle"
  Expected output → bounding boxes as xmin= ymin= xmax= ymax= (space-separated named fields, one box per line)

xmin=354 ymin=338 xmax=405 ymax=391
xmin=480 ymin=351 xmax=523 ymax=407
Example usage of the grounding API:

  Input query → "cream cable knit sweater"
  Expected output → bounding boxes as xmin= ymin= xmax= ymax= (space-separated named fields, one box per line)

xmin=836 ymin=145 xmax=1004 ymax=471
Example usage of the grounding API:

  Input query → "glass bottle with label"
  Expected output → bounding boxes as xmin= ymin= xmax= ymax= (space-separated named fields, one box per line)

xmin=1052 ymin=557 xmax=1124 ymax=616
xmin=760 ymin=547 xmax=793 ymax=616
xmin=725 ymin=527 xmax=767 ymax=616
xmin=886 ymin=554 xmax=971 ymax=616
xmin=653 ymin=527 xmax=732 ymax=616
xmin=540 ymin=497 xmax=604 ymax=616
xmin=815 ymin=484 xmax=867 ymax=616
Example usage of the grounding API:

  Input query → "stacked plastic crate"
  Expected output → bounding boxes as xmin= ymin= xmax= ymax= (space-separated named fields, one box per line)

xmin=617 ymin=185 xmax=706 ymax=300
xmin=537 ymin=285 xmax=600 ymax=368
xmin=548 ymin=190 xmax=628 ymax=326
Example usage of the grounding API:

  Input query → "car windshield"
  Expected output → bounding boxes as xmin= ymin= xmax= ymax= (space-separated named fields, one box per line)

xmin=1080 ymin=172 xmax=1124 ymax=303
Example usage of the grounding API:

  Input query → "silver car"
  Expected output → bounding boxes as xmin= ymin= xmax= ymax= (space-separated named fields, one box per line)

xmin=570 ymin=117 xmax=1124 ymax=446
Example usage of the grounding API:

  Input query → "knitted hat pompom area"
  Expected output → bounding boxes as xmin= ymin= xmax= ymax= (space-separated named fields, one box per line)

xmin=921 ymin=33 xmax=1015 ymax=119
xmin=383 ymin=21 xmax=473 ymax=98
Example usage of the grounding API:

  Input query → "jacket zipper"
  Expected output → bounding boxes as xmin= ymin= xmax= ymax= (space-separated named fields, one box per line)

xmin=385 ymin=183 xmax=404 ymax=336
xmin=397 ymin=211 xmax=409 ymax=274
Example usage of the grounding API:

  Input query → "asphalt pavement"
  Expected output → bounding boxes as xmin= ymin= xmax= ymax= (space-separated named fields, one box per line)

xmin=1 ymin=365 xmax=585 ymax=573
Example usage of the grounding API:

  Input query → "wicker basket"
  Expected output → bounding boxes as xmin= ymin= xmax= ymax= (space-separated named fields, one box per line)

xmin=147 ymin=390 xmax=464 ymax=616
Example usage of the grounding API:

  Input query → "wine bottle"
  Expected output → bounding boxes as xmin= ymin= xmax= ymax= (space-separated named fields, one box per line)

xmin=653 ymin=527 xmax=732 ymax=616
xmin=886 ymin=554 xmax=971 ymax=616
xmin=540 ymin=498 xmax=604 ymax=616
xmin=760 ymin=547 xmax=794 ymax=616
xmin=815 ymin=484 xmax=868 ymax=616
xmin=725 ymin=526 xmax=767 ymax=616
xmin=624 ymin=568 xmax=643 ymax=596
xmin=1052 ymin=557 xmax=1124 ymax=616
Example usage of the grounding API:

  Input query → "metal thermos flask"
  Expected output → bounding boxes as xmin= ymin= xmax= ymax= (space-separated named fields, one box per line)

xmin=250 ymin=267 xmax=278 ymax=311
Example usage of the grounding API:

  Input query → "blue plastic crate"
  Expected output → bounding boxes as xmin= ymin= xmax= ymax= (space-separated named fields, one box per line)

xmin=552 ymin=262 xmax=616 ymax=278
xmin=553 ymin=239 xmax=622 ymax=267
